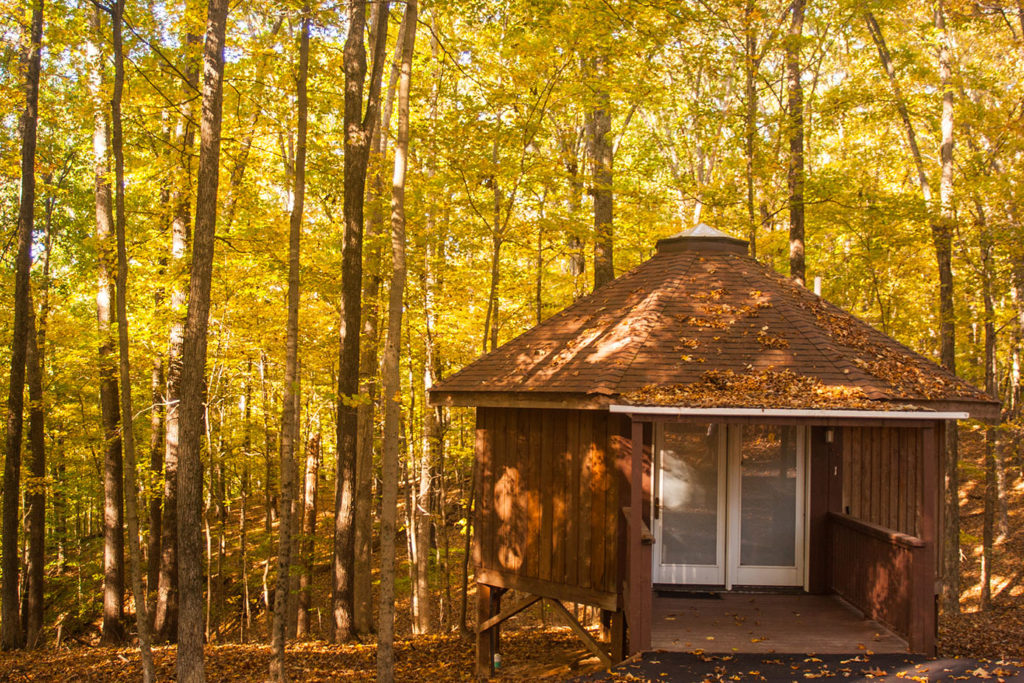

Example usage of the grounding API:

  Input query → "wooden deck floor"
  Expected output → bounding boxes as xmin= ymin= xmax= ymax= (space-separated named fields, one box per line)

xmin=651 ymin=593 xmax=910 ymax=654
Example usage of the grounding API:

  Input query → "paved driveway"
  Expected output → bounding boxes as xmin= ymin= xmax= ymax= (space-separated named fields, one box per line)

xmin=576 ymin=651 xmax=1024 ymax=681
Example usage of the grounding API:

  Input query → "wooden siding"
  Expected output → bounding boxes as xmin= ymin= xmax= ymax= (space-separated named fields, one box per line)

xmin=475 ymin=407 xmax=629 ymax=606
xmin=841 ymin=426 xmax=924 ymax=536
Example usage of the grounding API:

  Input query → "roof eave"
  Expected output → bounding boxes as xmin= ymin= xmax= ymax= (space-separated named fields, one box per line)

xmin=427 ymin=389 xmax=612 ymax=410
xmin=608 ymin=405 xmax=970 ymax=421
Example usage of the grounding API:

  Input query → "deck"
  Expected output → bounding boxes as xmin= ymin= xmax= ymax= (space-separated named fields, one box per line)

xmin=651 ymin=592 xmax=910 ymax=654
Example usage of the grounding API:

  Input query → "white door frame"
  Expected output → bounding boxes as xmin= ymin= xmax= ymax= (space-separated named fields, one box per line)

xmin=652 ymin=423 xmax=808 ymax=588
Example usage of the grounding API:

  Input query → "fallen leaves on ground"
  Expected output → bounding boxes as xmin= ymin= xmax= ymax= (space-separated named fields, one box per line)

xmin=0 ymin=629 xmax=597 ymax=682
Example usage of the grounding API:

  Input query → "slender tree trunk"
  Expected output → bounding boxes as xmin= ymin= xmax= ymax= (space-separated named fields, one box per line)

xmin=89 ymin=8 xmax=127 ymax=645
xmin=458 ymin=460 xmax=475 ymax=636
xmin=978 ymin=205 xmax=997 ymax=611
xmin=935 ymin=0 xmax=960 ymax=615
xmin=354 ymin=11 xmax=407 ymax=634
xmin=19 ymin=9 xmax=46 ymax=646
xmin=425 ymin=24 xmax=448 ymax=630
xmin=23 ymin=295 xmax=44 ymax=649
xmin=863 ymin=12 xmax=932 ymax=202
xmin=261 ymin=353 xmax=276 ymax=533
xmin=239 ymin=360 xmax=253 ymax=642
xmin=587 ymin=58 xmax=614 ymax=290
xmin=177 ymin=0 xmax=229 ymax=678
xmin=296 ymin=433 xmax=320 ymax=638
xmin=378 ymin=7 xmax=416 ymax=679
xmin=415 ymin=385 xmax=435 ymax=634
xmin=332 ymin=0 xmax=391 ymax=642
xmin=786 ymin=0 xmax=806 ymax=285
xmin=1 ymin=0 xmax=42 ymax=652
xmin=154 ymin=29 xmax=200 ymax=643
xmin=269 ymin=7 xmax=309 ymax=679
xmin=420 ymin=251 xmax=442 ymax=635
xmin=148 ymin=356 xmax=164 ymax=601
xmin=110 ymin=1 xmax=155 ymax=674
xmin=743 ymin=2 xmax=759 ymax=257
xmin=23 ymin=251 xmax=48 ymax=651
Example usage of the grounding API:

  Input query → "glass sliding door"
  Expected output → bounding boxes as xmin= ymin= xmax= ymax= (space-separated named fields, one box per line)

xmin=653 ymin=422 xmax=806 ymax=588
xmin=728 ymin=424 xmax=805 ymax=587
xmin=653 ymin=423 xmax=726 ymax=585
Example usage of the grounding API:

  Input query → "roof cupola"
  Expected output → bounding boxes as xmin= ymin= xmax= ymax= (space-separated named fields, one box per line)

xmin=655 ymin=223 xmax=749 ymax=254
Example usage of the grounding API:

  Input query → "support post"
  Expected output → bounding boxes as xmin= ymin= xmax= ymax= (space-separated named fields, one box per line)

xmin=913 ymin=424 xmax=939 ymax=654
xmin=627 ymin=418 xmax=651 ymax=653
xmin=476 ymin=583 xmax=493 ymax=678
xmin=610 ymin=609 xmax=626 ymax=663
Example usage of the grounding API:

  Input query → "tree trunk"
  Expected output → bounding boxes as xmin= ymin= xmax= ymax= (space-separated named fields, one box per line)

xmin=458 ymin=459 xmax=475 ymax=636
xmin=12 ymin=4 xmax=45 ymax=650
xmin=354 ymin=10 xmax=408 ymax=635
xmin=332 ymin=0 xmax=391 ymax=642
xmin=89 ymin=7 xmax=127 ymax=645
xmin=177 ymin=0 xmax=229 ymax=678
xmin=587 ymin=59 xmax=614 ymax=290
xmin=239 ymin=361 xmax=253 ymax=642
xmin=154 ymin=29 xmax=200 ymax=643
xmin=421 ymin=249 xmax=442 ymax=635
xmin=296 ymin=433 xmax=320 ymax=638
xmin=110 ymin=0 xmax=156 ymax=674
xmin=23 ymin=294 xmax=45 ymax=649
xmin=148 ymin=356 xmax=164 ymax=602
xmin=935 ymin=0 xmax=960 ymax=616
xmin=269 ymin=7 xmax=309 ymax=678
xmin=1 ymin=0 xmax=42 ymax=652
xmin=261 ymin=352 xmax=276 ymax=533
xmin=978 ymin=204 xmax=997 ymax=612
xmin=786 ymin=0 xmax=806 ymax=286
xmin=743 ymin=2 xmax=759 ymax=257
xmin=378 ymin=6 xmax=416 ymax=679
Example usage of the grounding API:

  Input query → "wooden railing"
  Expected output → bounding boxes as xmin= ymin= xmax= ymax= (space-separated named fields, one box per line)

xmin=829 ymin=512 xmax=932 ymax=651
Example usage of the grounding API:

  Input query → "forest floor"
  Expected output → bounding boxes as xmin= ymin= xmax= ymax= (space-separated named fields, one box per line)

xmin=0 ymin=426 xmax=1022 ymax=681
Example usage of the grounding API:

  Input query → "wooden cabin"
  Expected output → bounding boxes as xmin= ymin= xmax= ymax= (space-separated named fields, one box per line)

xmin=429 ymin=224 xmax=999 ymax=677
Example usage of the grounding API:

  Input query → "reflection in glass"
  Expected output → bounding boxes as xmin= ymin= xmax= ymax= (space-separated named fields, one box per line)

xmin=660 ymin=423 xmax=719 ymax=566
xmin=739 ymin=424 xmax=797 ymax=567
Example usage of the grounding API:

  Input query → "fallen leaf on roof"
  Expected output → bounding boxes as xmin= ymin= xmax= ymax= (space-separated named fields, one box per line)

xmin=623 ymin=368 xmax=897 ymax=410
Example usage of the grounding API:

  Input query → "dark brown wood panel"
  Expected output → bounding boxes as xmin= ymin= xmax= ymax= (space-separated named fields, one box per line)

xmin=840 ymin=425 xmax=925 ymax=537
xmin=538 ymin=410 xmax=554 ymax=582
xmin=476 ymin=407 xmax=624 ymax=608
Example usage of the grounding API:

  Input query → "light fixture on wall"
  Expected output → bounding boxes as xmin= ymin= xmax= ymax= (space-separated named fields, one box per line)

xmin=825 ymin=428 xmax=835 ymax=444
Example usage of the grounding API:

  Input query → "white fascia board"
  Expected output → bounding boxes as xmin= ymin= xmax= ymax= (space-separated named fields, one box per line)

xmin=607 ymin=405 xmax=969 ymax=420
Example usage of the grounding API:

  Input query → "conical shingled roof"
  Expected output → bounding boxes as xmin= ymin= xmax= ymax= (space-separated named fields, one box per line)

xmin=430 ymin=226 xmax=998 ymax=420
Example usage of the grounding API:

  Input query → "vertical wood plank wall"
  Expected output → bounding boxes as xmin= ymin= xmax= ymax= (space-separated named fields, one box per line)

xmin=841 ymin=426 xmax=924 ymax=536
xmin=475 ymin=407 xmax=629 ymax=606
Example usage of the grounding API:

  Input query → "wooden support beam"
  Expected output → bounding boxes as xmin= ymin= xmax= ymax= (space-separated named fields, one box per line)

xmin=478 ymin=594 xmax=541 ymax=633
xmin=545 ymin=598 xmax=612 ymax=668
xmin=476 ymin=583 xmax=493 ymax=679
xmin=626 ymin=419 xmax=652 ymax=654
xmin=610 ymin=609 xmax=626 ymax=663
xmin=912 ymin=424 xmax=939 ymax=655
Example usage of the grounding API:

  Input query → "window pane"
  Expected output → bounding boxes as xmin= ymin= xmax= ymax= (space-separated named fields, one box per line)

xmin=740 ymin=425 xmax=798 ymax=568
xmin=661 ymin=423 xmax=720 ymax=566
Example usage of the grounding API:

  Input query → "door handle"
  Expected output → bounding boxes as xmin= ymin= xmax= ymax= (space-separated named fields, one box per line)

xmin=654 ymin=495 xmax=660 ymax=520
